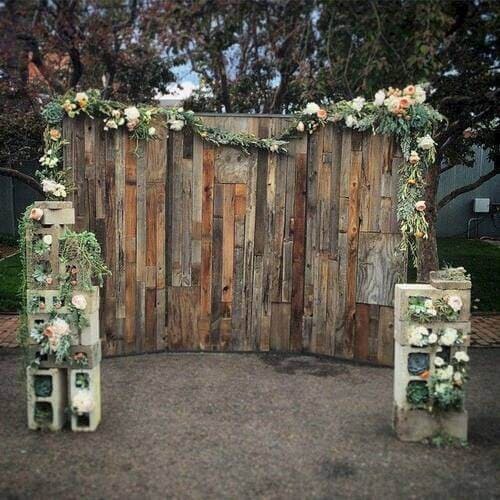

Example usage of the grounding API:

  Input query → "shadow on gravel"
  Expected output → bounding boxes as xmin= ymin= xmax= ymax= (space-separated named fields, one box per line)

xmin=259 ymin=354 xmax=349 ymax=378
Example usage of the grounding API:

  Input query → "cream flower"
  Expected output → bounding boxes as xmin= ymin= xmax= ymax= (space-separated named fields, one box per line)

xmin=49 ymin=128 xmax=61 ymax=141
xmin=437 ymin=365 xmax=454 ymax=380
xmin=296 ymin=121 xmax=305 ymax=132
xmin=453 ymin=371 xmax=463 ymax=386
xmin=434 ymin=356 xmax=445 ymax=367
xmin=317 ymin=109 xmax=327 ymax=120
xmin=51 ymin=317 xmax=70 ymax=337
xmin=417 ymin=134 xmax=436 ymax=150
xmin=414 ymin=85 xmax=426 ymax=104
xmin=42 ymin=235 xmax=52 ymax=245
xmin=447 ymin=295 xmax=463 ymax=312
xmin=409 ymin=151 xmax=420 ymax=164
xmin=427 ymin=308 xmax=437 ymax=317
xmin=351 ymin=96 xmax=366 ymax=112
xmin=428 ymin=333 xmax=438 ymax=344
xmin=269 ymin=143 xmax=280 ymax=153
xmin=303 ymin=102 xmax=320 ymax=115
xmin=454 ymin=351 xmax=469 ymax=363
xmin=424 ymin=299 xmax=434 ymax=309
xmin=42 ymin=179 xmax=67 ymax=198
xmin=75 ymin=92 xmax=89 ymax=108
xmin=384 ymin=95 xmax=400 ymax=113
xmin=148 ymin=127 xmax=156 ymax=136
xmin=345 ymin=115 xmax=358 ymax=128
xmin=415 ymin=200 xmax=426 ymax=212
xmin=71 ymin=294 xmax=88 ymax=310
xmin=72 ymin=390 xmax=95 ymax=414
xmin=104 ymin=119 xmax=118 ymax=130
xmin=373 ymin=89 xmax=385 ymax=106
xmin=29 ymin=208 xmax=44 ymax=221
xmin=440 ymin=327 xmax=458 ymax=346
xmin=408 ymin=326 xmax=428 ymax=346
xmin=169 ymin=119 xmax=185 ymax=131
xmin=124 ymin=106 xmax=140 ymax=122
xmin=403 ymin=85 xmax=416 ymax=96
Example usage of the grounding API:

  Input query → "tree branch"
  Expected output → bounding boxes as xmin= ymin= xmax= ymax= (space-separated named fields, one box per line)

xmin=0 ymin=167 xmax=44 ymax=195
xmin=438 ymin=165 xmax=499 ymax=209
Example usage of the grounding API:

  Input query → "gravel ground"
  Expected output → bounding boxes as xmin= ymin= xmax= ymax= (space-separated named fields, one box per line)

xmin=1 ymin=350 xmax=499 ymax=500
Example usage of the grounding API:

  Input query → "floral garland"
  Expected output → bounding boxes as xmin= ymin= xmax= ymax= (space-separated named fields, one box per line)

xmin=38 ymin=84 xmax=444 ymax=264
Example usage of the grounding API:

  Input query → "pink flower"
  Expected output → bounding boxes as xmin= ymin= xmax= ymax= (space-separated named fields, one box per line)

xmin=29 ymin=208 xmax=44 ymax=221
xmin=71 ymin=294 xmax=87 ymax=310
xmin=415 ymin=201 xmax=426 ymax=212
xmin=447 ymin=295 xmax=463 ymax=312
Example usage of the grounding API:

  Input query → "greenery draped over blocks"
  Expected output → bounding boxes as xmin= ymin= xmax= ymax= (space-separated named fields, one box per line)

xmin=39 ymin=84 xmax=443 ymax=265
xmin=18 ymin=204 xmax=110 ymax=367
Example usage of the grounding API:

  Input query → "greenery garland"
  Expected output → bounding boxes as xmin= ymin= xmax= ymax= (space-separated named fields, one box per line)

xmin=38 ymin=84 xmax=444 ymax=265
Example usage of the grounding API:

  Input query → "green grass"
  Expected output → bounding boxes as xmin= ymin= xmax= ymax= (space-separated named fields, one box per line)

xmin=437 ymin=238 xmax=500 ymax=313
xmin=0 ymin=253 xmax=22 ymax=313
xmin=0 ymin=238 xmax=498 ymax=313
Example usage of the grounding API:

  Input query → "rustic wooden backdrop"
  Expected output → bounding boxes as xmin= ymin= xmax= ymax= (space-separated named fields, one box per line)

xmin=65 ymin=114 xmax=405 ymax=365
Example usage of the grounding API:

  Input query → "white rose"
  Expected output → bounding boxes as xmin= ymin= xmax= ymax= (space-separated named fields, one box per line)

xmin=427 ymin=308 xmax=437 ymax=317
xmin=345 ymin=115 xmax=358 ymax=128
xmin=440 ymin=327 xmax=458 ymax=346
xmin=447 ymin=295 xmax=463 ymax=312
xmin=71 ymin=294 xmax=88 ymax=310
xmin=454 ymin=351 xmax=469 ymax=363
xmin=424 ymin=299 xmax=433 ymax=309
xmin=417 ymin=134 xmax=436 ymax=150
xmin=105 ymin=119 xmax=118 ymax=130
xmin=453 ymin=372 xmax=463 ymax=386
xmin=414 ymin=85 xmax=426 ymax=104
xmin=303 ymin=102 xmax=320 ymax=115
xmin=296 ymin=121 xmax=305 ymax=132
xmin=42 ymin=235 xmax=52 ymax=245
xmin=428 ymin=333 xmax=438 ymax=344
xmin=169 ymin=119 xmax=185 ymax=131
xmin=434 ymin=356 xmax=445 ymax=367
xmin=41 ymin=179 xmax=58 ymax=194
xmin=72 ymin=390 xmax=95 ymax=414
xmin=437 ymin=365 xmax=454 ymax=380
xmin=51 ymin=317 xmax=70 ymax=337
xmin=373 ymin=89 xmax=385 ymax=106
xmin=269 ymin=143 xmax=279 ymax=153
xmin=351 ymin=96 xmax=366 ymax=112
xmin=148 ymin=127 xmax=156 ymax=136
xmin=408 ymin=328 xmax=424 ymax=346
xmin=124 ymin=106 xmax=140 ymax=122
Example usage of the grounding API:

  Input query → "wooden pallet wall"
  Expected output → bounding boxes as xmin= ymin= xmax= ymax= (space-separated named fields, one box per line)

xmin=66 ymin=115 xmax=405 ymax=365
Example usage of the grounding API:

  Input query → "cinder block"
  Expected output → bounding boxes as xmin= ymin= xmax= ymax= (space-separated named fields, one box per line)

xmin=439 ymin=410 xmax=468 ymax=441
xmin=69 ymin=365 xmax=101 ymax=432
xmin=394 ymin=343 xmax=435 ymax=409
xmin=27 ymin=289 xmax=68 ymax=314
xmin=394 ymin=284 xmax=470 ymax=322
xmin=393 ymin=405 xmax=439 ymax=442
xmin=394 ymin=320 xmax=471 ymax=347
xmin=29 ymin=341 xmax=102 ymax=369
xmin=27 ymin=367 xmax=67 ymax=431
xmin=74 ymin=308 xmax=100 ymax=345
xmin=393 ymin=405 xmax=468 ymax=442
xmin=429 ymin=271 xmax=471 ymax=290
xmin=33 ymin=201 xmax=75 ymax=225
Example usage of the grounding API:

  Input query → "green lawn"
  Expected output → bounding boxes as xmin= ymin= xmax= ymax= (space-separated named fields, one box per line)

xmin=0 ymin=238 xmax=498 ymax=313
xmin=0 ymin=253 xmax=22 ymax=313
xmin=437 ymin=238 xmax=499 ymax=313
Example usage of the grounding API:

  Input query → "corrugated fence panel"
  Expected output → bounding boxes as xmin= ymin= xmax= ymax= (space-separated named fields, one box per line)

xmin=67 ymin=115 xmax=404 ymax=365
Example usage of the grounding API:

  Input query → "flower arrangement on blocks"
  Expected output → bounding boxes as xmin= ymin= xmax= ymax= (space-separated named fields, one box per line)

xmin=38 ymin=83 xmax=444 ymax=264
xmin=19 ymin=204 xmax=109 ymax=369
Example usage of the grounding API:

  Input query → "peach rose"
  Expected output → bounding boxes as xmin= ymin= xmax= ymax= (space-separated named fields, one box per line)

xmin=43 ymin=325 xmax=55 ymax=338
xmin=415 ymin=200 xmax=426 ymax=212
xmin=317 ymin=109 xmax=327 ymax=120
xmin=403 ymin=85 xmax=416 ymax=96
xmin=29 ymin=208 xmax=44 ymax=221
xmin=399 ymin=97 xmax=411 ymax=109
xmin=49 ymin=129 xmax=61 ymax=141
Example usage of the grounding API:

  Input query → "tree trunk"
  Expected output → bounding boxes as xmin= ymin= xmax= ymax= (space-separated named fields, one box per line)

xmin=417 ymin=162 xmax=440 ymax=282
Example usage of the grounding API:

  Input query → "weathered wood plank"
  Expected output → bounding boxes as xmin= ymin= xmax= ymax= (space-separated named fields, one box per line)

xmin=221 ymin=184 xmax=235 ymax=303
xmin=270 ymin=303 xmax=291 ymax=351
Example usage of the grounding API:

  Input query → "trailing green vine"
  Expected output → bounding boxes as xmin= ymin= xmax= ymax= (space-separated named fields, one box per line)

xmin=38 ymin=84 xmax=444 ymax=265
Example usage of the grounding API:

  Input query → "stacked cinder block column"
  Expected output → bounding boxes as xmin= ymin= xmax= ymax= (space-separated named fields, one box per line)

xmin=393 ymin=272 xmax=471 ymax=442
xmin=26 ymin=201 xmax=102 ymax=432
